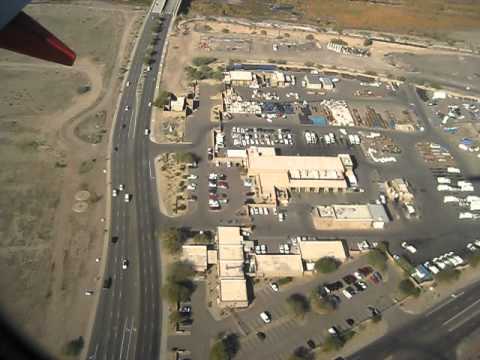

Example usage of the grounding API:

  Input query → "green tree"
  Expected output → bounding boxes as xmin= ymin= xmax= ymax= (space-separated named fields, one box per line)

xmin=314 ymin=257 xmax=341 ymax=274
xmin=193 ymin=232 xmax=212 ymax=244
xmin=209 ymin=334 xmax=239 ymax=360
xmin=160 ymin=228 xmax=183 ymax=254
xmin=286 ymin=293 xmax=310 ymax=318
xmin=368 ymin=248 xmax=388 ymax=271
xmin=154 ymin=90 xmax=171 ymax=108
xmin=162 ymin=261 xmax=195 ymax=304
xmin=289 ymin=346 xmax=313 ymax=360
xmin=310 ymin=291 xmax=336 ymax=314
xmin=398 ymin=278 xmax=420 ymax=297
xmin=64 ymin=336 xmax=84 ymax=356
xmin=192 ymin=56 xmax=217 ymax=66
xmin=210 ymin=340 xmax=229 ymax=360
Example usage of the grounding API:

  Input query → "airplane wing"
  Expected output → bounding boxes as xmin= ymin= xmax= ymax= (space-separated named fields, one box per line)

xmin=0 ymin=0 xmax=76 ymax=66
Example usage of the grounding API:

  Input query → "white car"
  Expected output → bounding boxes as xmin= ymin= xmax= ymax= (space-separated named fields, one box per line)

xmin=144 ymin=128 xmax=150 ymax=136
xmin=148 ymin=101 xmax=152 ymax=107
xmin=467 ymin=243 xmax=477 ymax=252
xmin=255 ymin=245 xmax=261 ymax=254
xmin=124 ymin=193 xmax=131 ymax=202
xmin=474 ymin=240 xmax=480 ymax=248
xmin=208 ymin=173 xmax=218 ymax=180
xmin=270 ymin=283 xmax=279 ymax=292
xmin=118 ymin=184 xmax=124 ymax=191
xmin=401 ymin=242 xmax=417 ymax=254
xmin=85 ymin=290 xmax=94 ymax=296
xmin=260 ymin=312 xmax=271 ymax=324
xmin=126 ymin=81 xmax=130 ymax=87
xmin=187 ymin=174 xmax=198 ymax=180
xmin=342 ymin=289 xmax=353 ymax=299
xmin=187 ymin=184 xmax=196 ymax=191
xmin=260 ymin=244 xmax=267 ymax=254
xmin=122 ymin=259 xmax=129 ymax=270
xmin=124 ymin=105 xmax=129 ymax=111
xmin=112 ymin=189 xmax=118 ymax=197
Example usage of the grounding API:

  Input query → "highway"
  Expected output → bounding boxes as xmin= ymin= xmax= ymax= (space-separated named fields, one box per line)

xmin=347 ymin=280 xmax=480 ymax=360
xmin=86 ymin=0 xmax=179 ymax=359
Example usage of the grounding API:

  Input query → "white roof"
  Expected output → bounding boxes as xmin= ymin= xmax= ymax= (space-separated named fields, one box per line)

xmin=229 ymin=71 xmax=253 ymax=81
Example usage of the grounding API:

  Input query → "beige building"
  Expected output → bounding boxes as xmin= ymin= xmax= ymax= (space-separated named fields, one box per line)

xmin=216 ymin=227 xmax=248 ymax=308
xmin=386 ymin=178 xmax=414 ymax=204
xmin=246 ymin=147 xmax=352 ymax=204
xmin=181 ymin=245 xmax=208 ymax=272
xmin=170 ymin=96 xmax=186 ymax=112
xmin=299 ymin=240 xmax=347 ymax=262
xmin=312 ymin=204 xmax=389 ymax=230
xmin=224 ymin=70 xmax=257 ymax=87
xmin=255 ymin=254 xmax=304 ymax=277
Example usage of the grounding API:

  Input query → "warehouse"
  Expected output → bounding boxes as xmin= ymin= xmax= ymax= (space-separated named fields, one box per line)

xmin=298 ymin=239 xmax=347 ymax=262
xmin=245 ymin=147 xmax=354 ymax=204
xmin=304 ymin=74 xmax=335 ymax=90
xmin=311 ymin=204 xmax=390 ymax=230
xmin=224 ymin=70 xmax=258 ymax=87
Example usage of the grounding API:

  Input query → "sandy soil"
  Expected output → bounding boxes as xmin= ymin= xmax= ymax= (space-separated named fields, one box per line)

xmin=0 ymin=1 xmax=146 ymax=358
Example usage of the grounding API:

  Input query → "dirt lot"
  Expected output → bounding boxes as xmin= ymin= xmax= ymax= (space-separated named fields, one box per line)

xmin=186 ymin=0 xmax=480 ymax=37
xmin=0 ymin=1 xmax=145 ymax=358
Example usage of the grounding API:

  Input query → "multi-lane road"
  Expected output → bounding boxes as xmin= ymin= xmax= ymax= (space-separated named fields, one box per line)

xmin=348 ymin=280 xmax=480 ymax=360
xmin=87 ymin=1 xmax=179 ymax=359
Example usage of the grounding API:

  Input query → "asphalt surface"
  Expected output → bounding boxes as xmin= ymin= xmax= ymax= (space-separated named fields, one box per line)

xmin=86 ymin=1 xmax=178 ymax=359
xmin=347 ymin=280 xmax=480 ymax=360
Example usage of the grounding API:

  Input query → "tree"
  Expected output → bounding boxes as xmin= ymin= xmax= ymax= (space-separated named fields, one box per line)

xmin=305 ymin=34 xmax=314 ymax=40
xmin=160 ymin=228 xmax=183 ymax=254
xmin=368 ymin=248 xmax=388 ymax=271
xmin=398 ymin=278 xmax=420 ymax=297
xmin=154 ymin=90 xmax=171 ymax=108
xmin=169 ymin=310 xmax=188 ymax=325
xmin=286 ymin=293 xmax=310 ymax=318
xmin=162 ymin=261 xmax=195 ymax=304
xmin=314 ymin=257 xmax=341 ymax=274
xmin=192 ymin=56 xmax=217 ymax=67
xmin=363 ymin=38 xmax=373 ymax=46
xmin=64 ymin=336 xmax=84 ymax=356
xmin=209 ymin=333 xmax=239 ymax=360
xmin=310 ymin=291 xmax=336 ymax=314
xmin=193 ymin=232 xmax=212 ymax=244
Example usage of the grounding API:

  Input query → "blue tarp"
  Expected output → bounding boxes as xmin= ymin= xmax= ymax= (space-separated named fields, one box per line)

xmin=309 ymin=115 xmax=327 ymax=126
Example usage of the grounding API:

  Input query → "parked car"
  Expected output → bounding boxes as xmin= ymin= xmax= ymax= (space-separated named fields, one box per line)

xmin=124 ymin=193 xmax=131 ymax=203
xmin=306 ymin=339 xmax=316 ymax=349
xmin=325 ymin=281 xmax=344 ymax=292
xmin=260 ymin=312 xmax=271 ymax=324
xmin=343 ymin=274 xmax=357 ymax=285
xmin=103 ymin=277 xmax=112 ymax=289
xmin=358 ymin=266 xmax=373 ymax=277
xmin=270 ymin=282 xmax=279 ymax=292
xmin=342 ymin=289 xmax=353 ymax=299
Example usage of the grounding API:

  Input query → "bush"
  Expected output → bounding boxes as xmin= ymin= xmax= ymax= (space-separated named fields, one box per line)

xmin=160 ymin=228 xmax=183 ymax=254
xmin=286 ymin=293 xmax=310 ymax=318
xmin=278 ymin=276 xmax=293 ymax=285
xmin=435 ymin=268 xmax=461 ymax=283
xmin=192 ymin=56 xmax=217 ymax=67
xmin=193 ymin=232 xmax=213 ymax=244
xmin=210 ymin=334 xmax=239 ymax=360
xmin=398 ymin=278 xmax=420 ymax=297
xmin=305 ymin=34 xmax=314 ymax=40
xmin=364 ymin=38 xmax=373 ymax=46
xmin=154 ymin=90 xmax=171 ymax=108
xmin=368 ymin=249 xmax=388 ymax=271
xmin=314 ymin=257 xmax=341 ymax=274
xmin=64 ymin=336 xmax=84 ymax=356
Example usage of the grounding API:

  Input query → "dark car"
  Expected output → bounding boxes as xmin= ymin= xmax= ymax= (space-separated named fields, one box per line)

xmin=346 ymin=318 xmax=355 ymax=326
xmin=353 ymin=282 xmax=365 ymax=292
xmin=103 ymin=277 xmax=112 ymax=289
xmin=343 ymin=274 xmax=357 ymax=285
xmin=112 ymin=236 xmax=119 ymax=244
xmin=325 ymin=281 xmax=344 ymax=292
xmin=346 ymin=286 xmax=356 ymax=296
xmin=306 ymin=339 xmax=316 ymax=349
xmin=358 ymin=266 xmax=373 ymax=277
xmin=256 ymin=332 xmax=266 ymax=341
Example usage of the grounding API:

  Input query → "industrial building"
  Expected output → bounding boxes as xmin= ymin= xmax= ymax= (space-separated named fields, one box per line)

xmin=312 ymin=204 xmax=390 ymax=230
xmin=255 ymin=254 xmax=304 ymax=277
xmin=304 ymin=74 xmax=335 ymax=90
xmin=245 ymin=147 xmax=356 ymax=205
xmin=224 ymin=70 xmax=258 ymax=87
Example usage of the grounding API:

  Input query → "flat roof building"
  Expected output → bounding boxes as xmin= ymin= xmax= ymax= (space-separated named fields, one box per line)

xmin=246 ymin=147 xmax=351 ymax=204
xmin=181 ymin=245 xmax=208 ymax=272
xmin=255 ymin=254 xmax=304 ymax=277
xmin=299 ymin=240 xmax=347 ymax=262
xmin=312 ymin=204 xmax=389 ymax=230
xmin=170 ymin=96 xmax=186 ymax=112
xmin=219 ymin=279 xmax=248 ymax=308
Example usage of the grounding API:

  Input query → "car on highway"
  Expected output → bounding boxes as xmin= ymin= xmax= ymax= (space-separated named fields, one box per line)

xmin=148 ymin=101 xmax=152 ymax=107
xmin=187 ymin=174 xmax=198 ymax=180
xmin=124 ymin=193 xmax=131 ymax=203
xmin=144 ymin=128 xmax=150 ymax=136
xmin=126 ymin=81 xmax=130 ymax=87
xmin=112 ymin=189 xmax=118 ymax=197
xmin=103 ymin=277 xmax=112 ymax=289
xmin=122 ymin=259 xmax=129 ymax=270
xmin=270 ymin=282 xmax=279 ymax=292
xmin=111 ymin=236 xmax=119 ymax=244
xmin=260 ymin=311 xmax=271 ymax=324
xmin=124 ymin=105 xmax=129 ymax=111
xmin=85 ymin=290 xmax=94 ymax=296
xmin=119 ymin=184 xmax=124 ymax=191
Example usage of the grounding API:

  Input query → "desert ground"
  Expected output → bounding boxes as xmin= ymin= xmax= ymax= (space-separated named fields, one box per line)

xmin=0 ymin=1 xmax=146 ymax=358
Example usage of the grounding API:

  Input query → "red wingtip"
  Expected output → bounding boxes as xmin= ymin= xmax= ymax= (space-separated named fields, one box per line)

xmin=0 ymin=11 xmax=76 ymax=66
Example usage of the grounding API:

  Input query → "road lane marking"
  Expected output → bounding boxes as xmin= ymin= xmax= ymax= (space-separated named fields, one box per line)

xmin=425 ymin=296 xmax=458 ymax=316
xmin=119 ymin=319 xmax=128 ymax=360
xmin=448 ymin=307 xmax=480 ymax=332
xmin=442 ymin=297 xmax=480 ymax=326
xmin=149 ymin=160 xmax=155 ymax=179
